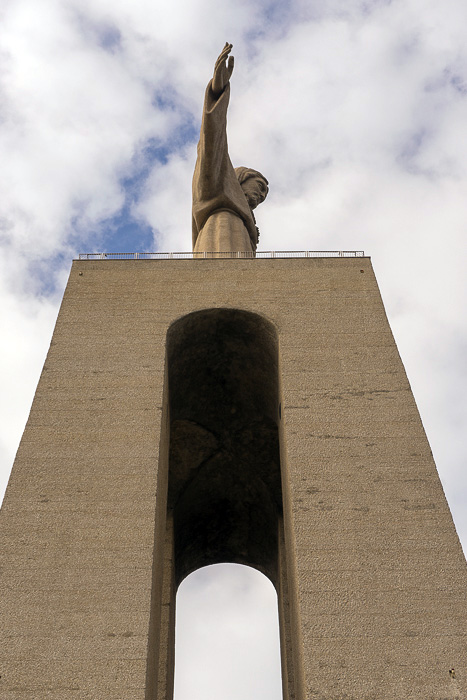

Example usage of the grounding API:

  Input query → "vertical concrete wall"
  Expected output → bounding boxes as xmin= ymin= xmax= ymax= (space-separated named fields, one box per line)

xmin=0 ymin=261 xmax=170 ymax=700
xmin=1 ymin=257 xmax=466 ymax=700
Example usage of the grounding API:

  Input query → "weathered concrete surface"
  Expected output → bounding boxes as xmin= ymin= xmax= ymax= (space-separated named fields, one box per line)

xmin=1 ymin=257 xmax=466 ymax=700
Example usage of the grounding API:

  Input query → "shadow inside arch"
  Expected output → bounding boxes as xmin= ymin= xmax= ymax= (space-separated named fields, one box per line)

xmin=167 ymin=307 xmax=282 ymax=587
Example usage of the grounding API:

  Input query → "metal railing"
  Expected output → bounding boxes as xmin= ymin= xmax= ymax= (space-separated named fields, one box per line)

xmin=77 ymin=250 xmax=365 ymax=260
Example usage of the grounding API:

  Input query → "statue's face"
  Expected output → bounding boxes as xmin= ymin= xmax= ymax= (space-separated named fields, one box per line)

xmin=240 ymin=176 xmax=268 ymax=210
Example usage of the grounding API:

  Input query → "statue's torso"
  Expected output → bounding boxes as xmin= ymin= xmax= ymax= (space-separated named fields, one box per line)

xmin=193 ymin=209 xmax=254 ymax=254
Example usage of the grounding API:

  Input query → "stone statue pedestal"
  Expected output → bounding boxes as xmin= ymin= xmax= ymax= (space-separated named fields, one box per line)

xmin=1 ymin=255 xmax=466 ymax=699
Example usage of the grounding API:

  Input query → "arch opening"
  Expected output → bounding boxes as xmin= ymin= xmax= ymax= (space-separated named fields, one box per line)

xmin=148 ymin=308 xmax=303 ymax=700
xmin=174 ymin=563 xmax=282 ymax=700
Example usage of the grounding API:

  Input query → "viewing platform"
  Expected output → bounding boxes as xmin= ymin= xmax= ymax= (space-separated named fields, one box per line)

xmin=77 ymin=250 xmax=365 ymax=260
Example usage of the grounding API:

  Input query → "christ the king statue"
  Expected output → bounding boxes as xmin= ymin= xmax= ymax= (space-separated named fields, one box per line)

xmin=192 ymin=43 xmax=269 ymax=254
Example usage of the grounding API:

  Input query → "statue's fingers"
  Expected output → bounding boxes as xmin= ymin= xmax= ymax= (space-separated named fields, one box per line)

xmin=219 ymin=43 xmax=232 ymax=60
xmin=215 ymin=49 xmax=229 ymax=69
xmin=214 ymin=56 xmax=226 ymax=73
xmin=227 ymin=56 xmax=234 ymax=77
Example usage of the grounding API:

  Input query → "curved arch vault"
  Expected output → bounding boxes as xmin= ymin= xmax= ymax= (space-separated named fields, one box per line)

xmin=147 ymin=308 xmax=298 ymax=700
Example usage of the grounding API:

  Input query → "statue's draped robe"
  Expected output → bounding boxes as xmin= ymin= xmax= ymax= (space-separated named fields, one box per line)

xmin=192 ymin=81 xmax=257 ymax=254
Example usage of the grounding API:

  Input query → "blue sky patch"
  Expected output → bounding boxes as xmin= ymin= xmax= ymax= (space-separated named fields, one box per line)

xmin=100 ymin=207 xmax=154 ymax=253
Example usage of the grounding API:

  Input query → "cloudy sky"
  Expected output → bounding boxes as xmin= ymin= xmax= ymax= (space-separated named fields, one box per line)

xmin=1 ymin=0 xmax=466 ymax=698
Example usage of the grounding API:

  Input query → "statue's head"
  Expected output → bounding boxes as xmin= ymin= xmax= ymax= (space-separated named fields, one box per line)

xmin=235 ymin=167 xmax=269 ymax=210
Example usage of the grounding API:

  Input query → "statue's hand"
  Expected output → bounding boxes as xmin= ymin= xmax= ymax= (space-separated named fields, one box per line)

xmin=212 ymin=42 xmax=234 ymax=97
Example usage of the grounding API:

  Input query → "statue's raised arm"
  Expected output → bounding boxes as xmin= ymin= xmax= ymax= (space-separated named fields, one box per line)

xmin=192 ymin=43 xmax=268 ymax=255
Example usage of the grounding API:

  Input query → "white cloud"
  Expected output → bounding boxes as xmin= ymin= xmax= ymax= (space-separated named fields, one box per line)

xmin=135 ymin=149 xmax=194 ymax=251
xmin=0 ymin=263 xmax=60 ymax=498
xmin=175 ymin=564 xmax=282 ymax=700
